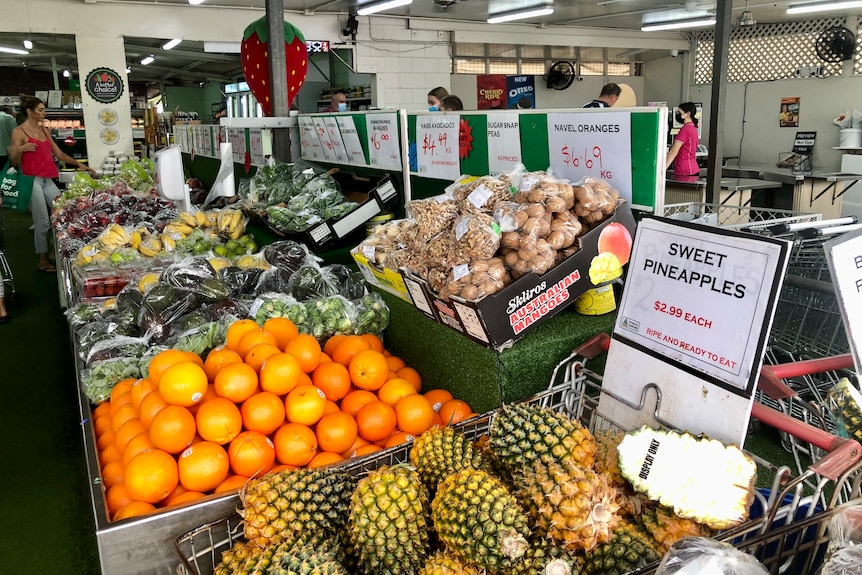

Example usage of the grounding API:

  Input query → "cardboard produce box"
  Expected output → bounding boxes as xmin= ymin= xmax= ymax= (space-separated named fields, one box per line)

xmin=402 ymin=202 xmax=637 ymax=350
xmin=352 ymin=251 xmax=412 ymax=303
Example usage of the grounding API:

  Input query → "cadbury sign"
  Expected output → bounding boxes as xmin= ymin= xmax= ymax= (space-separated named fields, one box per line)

xmin=85 ymin=67 xmax=124 ymax=104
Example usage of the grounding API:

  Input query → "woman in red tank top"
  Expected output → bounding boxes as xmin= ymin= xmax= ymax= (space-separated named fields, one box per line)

xmin=9 ymin=95 xmax=96 ymax=272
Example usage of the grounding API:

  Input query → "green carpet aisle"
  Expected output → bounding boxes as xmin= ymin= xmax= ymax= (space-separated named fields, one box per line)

xmin=0 ymin=209 xmax=101 ymax=573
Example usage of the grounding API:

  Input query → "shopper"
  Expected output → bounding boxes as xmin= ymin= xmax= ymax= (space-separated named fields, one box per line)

xmin=427 ymin=87 xmax=449 ymax=111
xmin=0 ymin=106 xmax=16 ymax=167
xmin=0 ymin=271 xmax=7 ymax=323
xmin=329 ymin=91 xmax=348 ymax=112
xmin=582 ymin=83 xmax=621 ymax=108
xmin=440 ymin=95 xmax=464 ymax=112
xmin=666 ymin=102 xmax=700 ymax=179
xmin=9 ymin=94 xmax=96 ymax=273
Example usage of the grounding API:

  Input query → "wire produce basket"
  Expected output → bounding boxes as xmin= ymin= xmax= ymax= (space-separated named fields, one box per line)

xmin=662 ymin=202 xmax=820 ymax=232
xmin=174 ymin=343 xmax=862 ymax=575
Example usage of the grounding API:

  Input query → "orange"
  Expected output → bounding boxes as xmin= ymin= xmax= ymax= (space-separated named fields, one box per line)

xmin=387 ymin=370 xmax=399 ymax=381
xmin=115 ymin=418 xmax=146 ymax=453
xmin=285 ymin=385 xmax=327 ymax=426
xmin=130 ymin=378 xmax=156 ymax=413
xmin=225 ymin=319 xmax=260 ymax=353
xmin=340 ymin=389 xmax=378 ymax=418
xmin=323 ymin=334 xmax=347 ymax=356
xmin=271 ymin=463 xmax=299 ymax=473
xmin=323 ymin=400 xmax=340 ymax=415
xmin=311 ymin=361 xmax=352 ymax=401
xmin=285 ymin=334 xmax=322 ymax=373
xmin=385 ymin=355 xmax=406 ymax=372
xmin=93 ymin=402 xmax=111 ymax=420
xmin=147 ymin=349 xmax=193 ymax=385
xmin=195 ymin=398 xmax=243 ymax=444
xmin=106 ymin=483 xmax=133 ymax=515
xmin=394 ymin=394 xmax=435 ymax=435
xmin=423 ymin=389 xmax=454 ymax=412
xmin=94 ymin=415 xmax=112 ymax=437
xmin=164 ymin=490 xmax=206 ymax=507
xmin=139 ymin=390 xmax=168 ymax=428
xmin=182 ymin=351 xmax=205 ymax=368
xmin=214 ymin=362 xmax=259 ymax=403
xmin=236 ymin=327 xmax=279 ymax=359
xmin=315 ymin=412 xmax=358 ymax=454
xmin=438 ymin=399 xmax=473 ymax=425
xmin=241 ymin=392 xmax=285 ymax=435
xmin=318 ymin=352 xmax=332 ymax=364
xmin=111 ymin=404 xmax=138 ymax=434
xmin=273 ymin=423 xmax=318 ymax=467
xmin=149 ymin=405 xmax=197 ymax=454
xmin=355 ymin=401 xmax=397 ymax=442
xmin=348 ymin=350 xmax=389 ymax=391
xmin=97 ymin=430 xmax=117 ymax=453
xmin=259 ymin=353 xmax=303 ymax=396
xmin=430 ymin=411 xmax=443 ymax=428
xmin=353 ymin=444 xmax=383 ymax=457
xmin=189 ymin=385 xmax=219 ymax=415
xmin=385 ymin=431 xmax=417 ymax=449
xmin=340 ymin=436 xmax=371 ymax=459
xmin=203 ymin=346 xmax=243 ymax=382
xmin=396 ymin=367 xmax=422 ymax=392
xmin=110 ymin=379 xmax=136 ymax=405
xmin=124 ymin=448 xmax=179 ymax=503
xmin=215 ymin=475 xmax=250 ymax=494
xmin=378 ymin=379 xmax=417 ymax=407
xmin=158 ymin=483 xmax=187 ymax=507
xmin=297 ymin=372 xmax=313 ymax=387
xmin=100 ymin=444 xmax=122 ymax=467
xmin=360 ymin=333 xmax=385 ymax=353
xmin=113 ymin=501 xmax=157 ymax=521
xmin=331 ymin=336 xmax=371 ymax=366
xmin=158 ymin=362 xmax=208 ymax=407
xmin=122 ymin=433 xmax=154 ymax=467
xmin=307 ymin=452 xmax=344 ymax=469
xmin=101 ymin=460 xmax=125 ymax=490
xmin=178 ymin=441 xmax=230 ymax=492
xmin=228 ymin=431 xmax=275 ymax=478
xmin=244 ymin=343 xmax=282 ymax=373
xmin=382 ymin=349 xmax=392 ymax=357
xmin=263 ymin=317 xmax=299 ymax=349
xmin=109 ymin=392 xmax=132 ymax=419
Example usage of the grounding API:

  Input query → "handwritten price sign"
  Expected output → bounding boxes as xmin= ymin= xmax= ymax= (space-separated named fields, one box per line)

xmin=366 ymin=113 xmax=401 ymax=170
xmin=547 ymin=112 xmax=632 ymax=203
xmin=298 ymin=116 xmax=324 ymax=161
xmin=312 ymin=117 xmax=339 ymax=162
xmin=416 ymin=115 xmax=459 ymax=180
xmin=335 ymin=116 xmax=367 ymax=165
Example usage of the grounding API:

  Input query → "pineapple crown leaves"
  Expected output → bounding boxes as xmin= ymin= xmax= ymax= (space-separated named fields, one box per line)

xmin=243 ymin=16 xmax=307 ymax=45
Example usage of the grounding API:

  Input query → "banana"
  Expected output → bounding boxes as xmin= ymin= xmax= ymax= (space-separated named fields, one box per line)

xmin=130 ymin=231 xmax=143 ymax=250
xmin=164 ymin=223 xmax=194 ymax=237
xmin=138 ymin=237 xmax=163 ymax=257
xmin=179 ymin=211 xmax=198 ymax=227
xmin=195 ymin=210 xmax=208 ymax=227
xmin=162 ymin=235 xmax=176 ymax=252
xmin=205 ymin=211 xmax=218 ymax=228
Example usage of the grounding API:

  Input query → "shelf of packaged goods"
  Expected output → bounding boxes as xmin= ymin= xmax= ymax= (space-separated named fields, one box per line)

xmin=316 ymin=97 xmax=371 ymax=103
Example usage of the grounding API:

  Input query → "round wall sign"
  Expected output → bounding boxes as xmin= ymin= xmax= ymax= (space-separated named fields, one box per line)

xmin=85 ymin=67 xmax=125 ymax=104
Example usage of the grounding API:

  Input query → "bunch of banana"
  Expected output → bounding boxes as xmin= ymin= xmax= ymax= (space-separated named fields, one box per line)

xmin=96 ymin=224 xmax=132 ymax=251
xmin=75 ymin=244 xmax=109 ymax=267
xmin=138 ymin=236 xmax=163 ymax=257
xmin=217 ymin=209 xmax=245 ymax=240
xmin=129 ymin=227 xmax=151 ymax=250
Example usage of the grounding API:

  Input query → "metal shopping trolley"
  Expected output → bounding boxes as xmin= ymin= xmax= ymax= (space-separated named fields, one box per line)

xmin=0 ymin=208 xmax=16 ymax=304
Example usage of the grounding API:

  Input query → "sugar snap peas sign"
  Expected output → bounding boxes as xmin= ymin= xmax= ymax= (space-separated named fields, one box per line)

xmin=85 ymin=67 xmax=124 ymax=104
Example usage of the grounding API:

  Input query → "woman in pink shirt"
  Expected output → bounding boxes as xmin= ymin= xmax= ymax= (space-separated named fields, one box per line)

xmin=666 ymin=102 xmax=700 ymax=179
xmin=9 ymin=95 xmax=96 ymax=272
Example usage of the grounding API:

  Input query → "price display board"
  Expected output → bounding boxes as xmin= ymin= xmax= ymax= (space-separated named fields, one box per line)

xmin=227 ymin=128 xmax=246 ymax=164
xmin=547 ymin=112 xmax=633 ymax=203
xmin=312 ymin=117 xmax=339 ymax=163
xmin=248 ymin=128 xmax=265 ymax=166
xmin=826 ymin=228 xmax=862 ymax=374
xmin=487 ymin=112 xmax=522 ymax=174
xmin=599 ymin=217 xmax=789 ymax=445
xmin=367 ymin=113 xmax=401 ymax=170
xmin=415 ymin=114 xmax=460 ymax=181
xmin=298 ymin=116 xmax=325 ymax=161
xmin=323 ymin=117 xmax=350 ymax=164
xmin=335 ymin=116 xmax=368 ymax=165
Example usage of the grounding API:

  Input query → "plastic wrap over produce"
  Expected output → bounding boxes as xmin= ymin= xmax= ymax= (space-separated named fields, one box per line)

xmin=656 ymin=538 xmax=768 ymax=575
xmin=817 ymin=501 xmax=862 ymax=575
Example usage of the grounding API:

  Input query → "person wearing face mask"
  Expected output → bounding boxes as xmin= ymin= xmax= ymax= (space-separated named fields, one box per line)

xmin=666 ymin=102 xmax=700 ymax=179
xmin=329 ymin=91 xmax=348 ymax=112
xmin=439 ymin=95 xmax=463 ymax=112
xmin=427 ymin=87 xmax=449 ymax=111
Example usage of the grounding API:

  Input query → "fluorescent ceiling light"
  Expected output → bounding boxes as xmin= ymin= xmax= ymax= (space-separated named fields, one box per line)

xmin=787 ymin=0 xmax=862 ymax=14
xmin=23 ymin=39 xmax=33 ymax=50
xmin=63 ymin=69 xmax=70 ymax=78
xmin=126 ymin=67 xmax=131 ymax=73
xmin=641 ymin=17 xmax=716 ymax=31
xmin=140 ymin=55 xmax=155 ymax=65
xmin=188 ymin=0 xmax=205 ymax=5
xmin=488 ymin=4 xmax=554 ymax=23
xmin=0 ymin=46 xmax=29 ymax=55
xmin=204 ymin=41 xmax=241 ymax=53
xmin=162 ymin=38 xmax=182 ymax=50
xmin=356 ymin=0 xmax=413 ymax=16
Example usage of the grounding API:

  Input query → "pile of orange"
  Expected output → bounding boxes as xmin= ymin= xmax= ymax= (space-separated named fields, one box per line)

xmin=92 ymin=317 xmax=475 ymax=522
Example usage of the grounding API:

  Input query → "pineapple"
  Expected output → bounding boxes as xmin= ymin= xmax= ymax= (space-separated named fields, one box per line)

xmin=239 ymin=468 xmax=354 ymax=548
xmin=419 ymin=551 xmax=486 ymax=575
xmin=215 ymin=541 xmax=257 ymax=575
xmin=349 ymin=465 xmax=430 ymax=574
xmin=639 ymin=505 xmax=713 ymax=555
xmin=594 ymin=429 xmax=626 ymax=487
xmin=410 ymin=426 xmax=487 ymax=491
xmin=511 ymin=538 xmax=584 ymax=575
xmin=617 ymin=427 xmax=757 ymax=530
xmin=272 ymin=542 xmax=349 ymax=574
xmin=517 ymin=460 xmax=623 ymax=552
xmin=827 ymin=378 xmax=862 ymax=442
xmin=489 ymin=403 xmax=597 ymax=475
xmin=432 ymin=468 xmax=530 ymax=572
xmin=582 ymin=523 xmax=660 ymax=575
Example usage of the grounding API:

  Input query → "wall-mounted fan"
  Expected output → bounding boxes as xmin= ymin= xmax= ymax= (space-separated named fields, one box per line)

xmin=546 ymin=61 xmax=575 ymax=90
xmin=815 ymin=26 xmax=856 ymax=63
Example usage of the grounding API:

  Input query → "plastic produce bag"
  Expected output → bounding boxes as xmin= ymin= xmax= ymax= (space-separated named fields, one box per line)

xmin=287 ymin=264 xmax=341 ymax=301
xmin=171 ymin=320 xmax=228 ymax=358
xmin=452 ymin=213 xmax=501 ymax=261
xmin=161 ymin=256 xmax=217 ymax=290
xmin=254 ymin=267 xmax=295 ymax=296
xmin=573 ymin=177 xmax=620 ymax=225
xmin=409 ymin=194 xmax=459 ymax=237
xmin=656 ymin=537 xmax=768 ymax=575
xmin=263 ymin=240 xmax=318 ymax=273
xmin=86 ymin=335 xmax=149 ymax=367
xmin=304 ymin=295 xmax=357 ymax=340
xmin=221 ymin=265 xmax=264 ymax=297
xmin=438 ymin=257 xmax=511 ymax=301
xmin=826 ymin=378 xmax=862 ymax=442
xmin=815 ymin=500 xmax=862 ymax=575
xmin=65 ymin=303 xmax=105 ymax=330
xmin=250 ymin=292 xmax=309 ymax=328
xmin=455 ymin=174 xmax=519 ymax=216
xmin=352 ymin=292 xmax=391 ymax=335
xmin=82 ymin=357 xmax=143 ymax=404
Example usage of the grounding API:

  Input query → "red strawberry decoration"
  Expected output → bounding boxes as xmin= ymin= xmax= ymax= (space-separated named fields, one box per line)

xmin=241 ymin=16 xmax=308 ymax=116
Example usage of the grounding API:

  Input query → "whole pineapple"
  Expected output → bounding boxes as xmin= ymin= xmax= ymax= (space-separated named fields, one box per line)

xmin=410 ymin=426 xmax=487 ymax=491
xmin=214 ymin=541 xmax=257 ymax=575
xmin=582 ymin=523 xmax=660 ymax=575
xmin=239 ymin=468 xmax=354 ymax=548
xmin=594 ymin=429 xmax=626 ymax=487
xmin=349 ymin=465 xmax=430 ymax=575
xmin=639 ymin=505 xmax=713 ymax=555
xmin=272 ymin=542 xmax=349 ymax=575
xmin=432 ymin=468 xmax=530 ymax=573
xmin=489 ymin=403 xmax=597 ymax=475
xmin=511 ymin=538 xmax=584 ymax=575
xmin=419 ymin=551 xmax=485 ymax=575
xmin=517 ymin=460 xmax=623 ymax=553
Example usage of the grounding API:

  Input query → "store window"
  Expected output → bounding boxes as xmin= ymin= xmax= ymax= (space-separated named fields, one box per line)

xmin=694 ymin=17 xmax=849 ymax=84
xmin=855 ymin=19 xmax=862 ymax=75
xmin=489 ymin=60 xmax=518 ymax=74
xmin=579 ymin=61 xmax=605 ymax=76
xmin=452 ymin=43 xmax=640 ymax=77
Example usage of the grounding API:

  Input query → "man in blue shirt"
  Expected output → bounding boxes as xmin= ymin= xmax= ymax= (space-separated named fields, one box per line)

xmin=582 ymin=83 xmax=621 ymax=108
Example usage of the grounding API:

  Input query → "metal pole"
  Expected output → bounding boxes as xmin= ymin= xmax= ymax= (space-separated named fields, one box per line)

xmin=706 ymin=0 xmax=732 ymax=203
xmin=50 ymin=56 xmax=60 ymax=91
xmin=265 ymin=0 xmax=292 ymax=162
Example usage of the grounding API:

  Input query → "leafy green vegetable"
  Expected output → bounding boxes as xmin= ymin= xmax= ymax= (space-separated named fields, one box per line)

xmin=82 ymin=357 xmax=143 ymax=404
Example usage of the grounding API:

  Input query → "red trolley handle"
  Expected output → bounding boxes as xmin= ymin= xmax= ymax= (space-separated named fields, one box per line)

xmin=758 ymin=354 xmax=856 ymax=400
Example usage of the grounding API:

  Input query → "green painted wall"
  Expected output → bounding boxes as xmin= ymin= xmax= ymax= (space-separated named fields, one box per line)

xmin=163 ymin=84 xmax=224 ymax=121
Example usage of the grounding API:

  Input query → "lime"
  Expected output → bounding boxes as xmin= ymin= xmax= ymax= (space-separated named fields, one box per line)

xmin=213 ymin=245 xmax=228 ymax=257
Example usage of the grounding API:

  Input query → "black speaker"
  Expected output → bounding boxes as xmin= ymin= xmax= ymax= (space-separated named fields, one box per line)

xmin=343 ymin=14 xmax=359 ymax=38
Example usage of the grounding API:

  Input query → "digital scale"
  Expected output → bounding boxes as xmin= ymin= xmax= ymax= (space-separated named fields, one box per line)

xmin=777 ymin=131 xmax=816 ymax=173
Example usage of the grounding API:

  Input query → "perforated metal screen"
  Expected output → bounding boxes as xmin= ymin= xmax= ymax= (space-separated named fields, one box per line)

xmin=694 ymin=18 xmax=848 ymax=84
xmin=856 ymin=19 xmax=862 ymax=75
